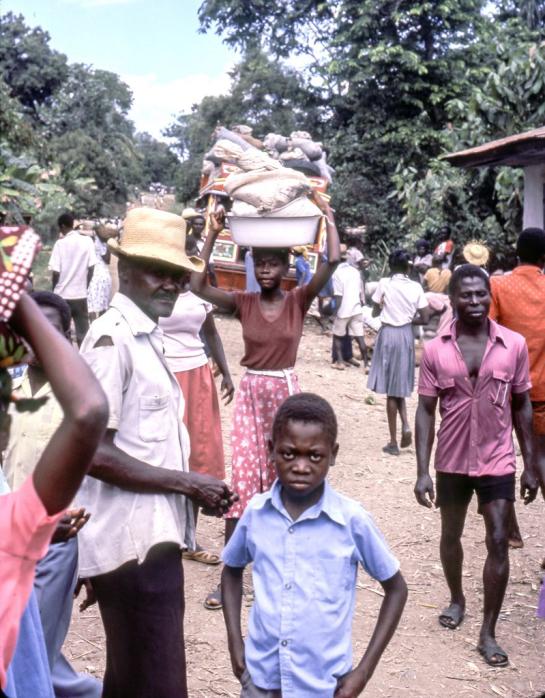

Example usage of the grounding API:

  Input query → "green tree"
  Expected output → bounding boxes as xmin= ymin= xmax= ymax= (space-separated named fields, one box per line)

xmin=0 ymin=12 xmax=67 ymax=116
xmin=395 ymin=36 xmax=545 ymax=247
xmin=197 ymin=1 xmax=493 ymax=251
xmin=38 ymin=63 xmax=141 ymax=216
xmin=133 ymin=132 xmax=181 ymax=188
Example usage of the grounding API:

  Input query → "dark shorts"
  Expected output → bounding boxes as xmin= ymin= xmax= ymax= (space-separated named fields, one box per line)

xmin=435 ymin=471 xmax=515 ymax=513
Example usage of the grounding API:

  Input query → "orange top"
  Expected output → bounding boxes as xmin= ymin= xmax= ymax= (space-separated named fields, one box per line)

xmin=490 ymin=265 xmax=545 ymax=400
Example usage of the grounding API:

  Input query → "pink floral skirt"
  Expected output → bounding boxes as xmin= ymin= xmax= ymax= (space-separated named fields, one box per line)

xmin=227 ymin=371 xmax=300 ymax=519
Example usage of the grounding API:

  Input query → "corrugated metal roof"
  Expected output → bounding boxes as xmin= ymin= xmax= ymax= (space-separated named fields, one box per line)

xmin=441 ymin=126 xmax=545 ymax=168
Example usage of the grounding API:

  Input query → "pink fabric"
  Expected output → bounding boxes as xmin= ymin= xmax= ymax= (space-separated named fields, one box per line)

xmin=227 ymin=371 xmax=300 ymax=518
xmin=418 ymin=319 xmax=531 ymax=477
xmin=0 ymin=476 xmax=63 ymax=688
xmin=175 ymin=363 xmax=225 ymax=479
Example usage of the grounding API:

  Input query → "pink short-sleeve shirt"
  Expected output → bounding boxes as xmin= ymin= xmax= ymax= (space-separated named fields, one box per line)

xmin=0 ymin=476 xmax=63 ymax=688
xmin=418 ymin=319 xmax=531 ymax=477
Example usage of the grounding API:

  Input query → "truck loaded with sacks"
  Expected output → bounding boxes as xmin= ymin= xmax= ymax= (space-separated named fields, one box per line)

xmin=197 ymin=125 xmax=334 ymax=291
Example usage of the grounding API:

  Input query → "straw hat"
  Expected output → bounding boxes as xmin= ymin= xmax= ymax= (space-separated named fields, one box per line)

xmin=463 ymin=241 xmax=490 ymax=267
xmin=181 ymin=207 xmax=202 ymax=220
xmin=109 ymin=208 xmax=204 ymax=273
xmin=292 ymin=245 xmax=309 ymax=259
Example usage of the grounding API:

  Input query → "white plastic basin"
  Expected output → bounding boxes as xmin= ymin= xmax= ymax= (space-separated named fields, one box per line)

xmin=227 ymin=214 xmax=320 ymax=247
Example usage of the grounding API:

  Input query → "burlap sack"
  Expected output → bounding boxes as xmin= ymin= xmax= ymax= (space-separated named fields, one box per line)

xmin=224 ymin=169 xmax=311 ymax=213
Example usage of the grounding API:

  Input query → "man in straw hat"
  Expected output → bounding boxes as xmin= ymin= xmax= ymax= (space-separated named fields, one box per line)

xmin=77 ymin=207 xmax=238 ymax=697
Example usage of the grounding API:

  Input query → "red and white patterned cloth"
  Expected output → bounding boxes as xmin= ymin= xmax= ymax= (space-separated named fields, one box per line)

xmin=227 ymin=371 xmax=300 ymax=519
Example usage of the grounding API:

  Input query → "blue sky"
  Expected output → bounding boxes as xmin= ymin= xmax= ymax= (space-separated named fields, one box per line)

xmin=3 ymin=0 xmax=238 ymax=138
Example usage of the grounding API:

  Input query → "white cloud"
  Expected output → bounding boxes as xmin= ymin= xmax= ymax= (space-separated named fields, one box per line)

xmin=123 ymin=70 xmax=232 ymax=140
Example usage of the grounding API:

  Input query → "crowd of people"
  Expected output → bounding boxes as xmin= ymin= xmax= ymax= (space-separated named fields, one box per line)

xmin=0 ymin=203 xmax=544 ymax=698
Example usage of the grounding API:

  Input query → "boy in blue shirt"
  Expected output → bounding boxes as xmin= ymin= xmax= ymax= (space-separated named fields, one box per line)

xmin=222 ymin=393 xmax=407 ymax=697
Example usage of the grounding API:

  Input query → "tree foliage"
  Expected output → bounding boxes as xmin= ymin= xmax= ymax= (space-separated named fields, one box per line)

xmin=0 ymin=12 xmax=181 ymax=228
xmin=196 ymin=0 xmax=545 ymax=255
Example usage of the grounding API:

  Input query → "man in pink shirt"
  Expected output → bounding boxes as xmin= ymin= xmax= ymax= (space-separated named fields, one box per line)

xmin=413 ymin=264 xmax=539 ymax=669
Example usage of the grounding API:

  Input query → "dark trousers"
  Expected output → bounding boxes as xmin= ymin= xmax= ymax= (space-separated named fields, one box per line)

xmin=92 ymin=544 xmax=187 ymax=698
xmin=331 ymin=333 xmax=353 ymax=362
xmin=66 ymin=298 xmax=89 ymax=346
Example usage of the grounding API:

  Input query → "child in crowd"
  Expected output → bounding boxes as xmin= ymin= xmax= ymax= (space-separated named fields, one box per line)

xmin=368 ymin=250 xmax=430 ymax=456
xmin=0 ymin=286 xmax=108 ymax=693
xmin=2 ymin=291 xmax=102 ymax=698
xmin=192 ymin=197 xmax=340 ymax=609
xmin=222 ymin=393 xmax=407 ymax=697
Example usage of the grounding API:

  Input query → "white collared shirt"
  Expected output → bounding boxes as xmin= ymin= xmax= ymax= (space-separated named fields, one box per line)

xmin=332 ymin=262 xmax=364 ymax=318
xmin=372 ymin=274 xmax=428 ymax=326
xmin=78 ymin=292 xmax=194 ymax=576
xmin=49 ymin=231 xmax=97 ymax=299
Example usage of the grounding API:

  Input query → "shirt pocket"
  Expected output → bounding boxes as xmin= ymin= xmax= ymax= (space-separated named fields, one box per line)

xmin=490 ymin=370 xmax=512 ymax=407
xmin=313 ymin=553 xmax=352 ymax=602
xmin=436 ymin=377 xmax=456 ymax=407
xmin=138 ymin=394 xmax=170 ymax=442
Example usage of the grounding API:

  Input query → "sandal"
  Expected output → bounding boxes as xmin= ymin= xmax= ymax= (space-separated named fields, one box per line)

xmin=400 ymin=430 xmax=412 ymax=448
xmin=182 ymin=549 xmax=221 ymax=565
xmin=382 ymin=443 xmax=400 ymax=456
xmin=438 ymin=603 xmax=465 ymax=630
xmin=478 ymin=639 xmax=508 ymax=667
xmin=204 ymin=584 xmax=222 ymax=611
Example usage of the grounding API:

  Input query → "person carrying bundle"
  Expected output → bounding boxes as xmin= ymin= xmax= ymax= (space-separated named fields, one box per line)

xmin=191 ymin=195 xmax=340 ymax=609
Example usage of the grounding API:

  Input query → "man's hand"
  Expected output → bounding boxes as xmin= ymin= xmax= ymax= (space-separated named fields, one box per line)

xmin=520 ymin=468 xmax=539 ymax=504
xmin=186 ymin=472 xmax=238 ymax=516
xmin=335 ymin=668 xmax=367 ymax=697
xmin=220 ymin=374 xmax=235 ymax=405
xmin=414 ymin=474 xmax=435 ymax=508
xmin=51 ymin=507 xmax=90 ymax=543
xmin=74 ymin=578 xmax=96 ymax=612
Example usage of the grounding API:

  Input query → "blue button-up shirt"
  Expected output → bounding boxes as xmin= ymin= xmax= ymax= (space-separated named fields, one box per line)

xmin=222 ymin=480 xmax=399 ymax=697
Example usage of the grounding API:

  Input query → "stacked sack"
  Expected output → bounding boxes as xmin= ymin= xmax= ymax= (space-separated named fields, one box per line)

xmin=202 ymin=125 xmax=332 ymax=220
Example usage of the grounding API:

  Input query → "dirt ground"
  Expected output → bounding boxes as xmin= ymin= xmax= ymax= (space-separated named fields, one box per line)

xmin=65 ymin=315 xmax=545 ymax=698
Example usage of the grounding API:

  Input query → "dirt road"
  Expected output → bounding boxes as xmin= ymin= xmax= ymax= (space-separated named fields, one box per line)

xmin=66 ymin=315 xmax=545 ymax=697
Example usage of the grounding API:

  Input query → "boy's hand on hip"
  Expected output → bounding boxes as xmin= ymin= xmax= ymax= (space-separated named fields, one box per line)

xmin=335 ymin=668 xmax=367 ymax=697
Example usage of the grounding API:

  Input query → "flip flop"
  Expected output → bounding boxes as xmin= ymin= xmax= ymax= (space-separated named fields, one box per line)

xmin=400 ymin=430 xmax=412 ymax=448
xmin=438 ymin=603 xmax=465 ymax=629
xmin=478 ymin=640 xmax=509 ymax=667
xmin=382 ymin=443 xmax=400 ymax=456
xmin=204 ymin=585 xmax=222 ymax=611
xmin=182 ymin=549 xmax=221 ymax=565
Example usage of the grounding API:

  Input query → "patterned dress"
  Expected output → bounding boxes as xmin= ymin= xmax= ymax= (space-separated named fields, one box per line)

xmin=226 ymin=287 xmax=308 ymax=519
xmin=87 ymin=237 xmax=111 ymax=314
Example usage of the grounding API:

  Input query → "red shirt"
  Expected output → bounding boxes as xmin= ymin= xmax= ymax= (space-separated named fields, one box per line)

xmin=234 ymin=286 xmax=308 ymax=370
xmin=418 ymin=320 xmax=531 ymax=477
xmin=490 ymin=265 xmax=545 ymax=401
